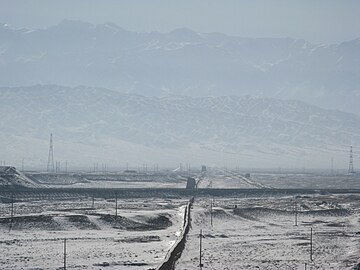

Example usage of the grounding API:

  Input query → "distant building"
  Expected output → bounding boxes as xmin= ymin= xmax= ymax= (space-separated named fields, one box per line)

xmin=0 ymin=166 xmax=17 ymax=175
xmin=245 ymin=173 xmax=251 ymax=179
xmin=201 ymin=165 xmax=207 ymax=172
xmin=186 ymin=177 xmax=197 ymax=189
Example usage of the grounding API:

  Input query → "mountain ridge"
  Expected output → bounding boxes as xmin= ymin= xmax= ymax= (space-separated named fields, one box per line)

xmin=0 ymin=85 xmax=358 ymax=169
xmin=0 ymin=20 xmax=359 ymax=115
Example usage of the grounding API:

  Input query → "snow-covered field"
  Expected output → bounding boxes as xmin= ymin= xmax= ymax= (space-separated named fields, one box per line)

xmin=197 ymin=169 xmax=360 ymax=189
xmin=6 ymin=168 xmax=359 ymax=190
xmin=1 ymin=170 xmax=360 ymax=269
xmin=0 ymin=197 xmax=188 ymax=269
xmin=1 ymin=193 xmax=359 ymax=269
xmin=177 ymin=195 xmax=360 ymax=269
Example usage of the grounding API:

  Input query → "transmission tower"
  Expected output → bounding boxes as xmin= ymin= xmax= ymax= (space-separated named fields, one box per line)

xmin=47 ymin=133 xmax=55 ymax=172
xmin=348 ymin=146 xmax=355 ymax=174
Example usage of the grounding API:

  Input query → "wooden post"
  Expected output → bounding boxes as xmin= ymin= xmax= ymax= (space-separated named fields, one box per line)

xmin=210 ymin=200 xmax=213 ymax=227
xmin=199 ymin=229 xmax=203 ymax=268
xmin=64 ymin=238 xmax=67 ymax=270
xmin=115 ymin=193 xmax=118 ymax=218
xmin=295 ymin=200 xmax=298 ymax=226
xmin=9 ymin=194 xmax=14 ymax=232
xmin=294 ymin=196 xmax=298 ymax=226
xmin=310 ymin=227 xmax=313 ymax=261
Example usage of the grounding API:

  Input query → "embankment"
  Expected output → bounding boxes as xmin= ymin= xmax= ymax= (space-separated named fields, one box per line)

xmin=157 ymin=197 xmax=193 ymax=270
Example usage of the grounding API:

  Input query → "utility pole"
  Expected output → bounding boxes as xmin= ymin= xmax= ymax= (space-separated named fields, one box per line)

xmin=115 ymin=193 xmax=118 ymax=218
xmin=47 ymin=133 xmax=55 ymax=172
xmin=9 ymin=194 xmax=14 ymax=232
xmin=210 ymin=199 xmax=213 ymax=227
xmin=55 ymin=161 xmax=60 ymax=173
xmin=294 ymin=196 xmax=298 ymax=226
xmin=65 ymin=160 xmax=68 ymax=173
xmin=21 ymin=158 xmax=24 ymax=172
xmin=349 ymin=146 xmax=355 ymax=174
xmin=64 ymin=238 xmax=67 ymax=270
xmin=310 ymin=227 xmax=313 ymax=261
xmin=92 ymin=195 xmax=94 ymax=208
xmin=331 ymin=157 xmax=334 ymax=175
xmin=199 ymin=229 xmax=203 ymax=269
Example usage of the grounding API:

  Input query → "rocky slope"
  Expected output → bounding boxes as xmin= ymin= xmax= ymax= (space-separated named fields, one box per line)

xmin=0 ymin=85 xmax=358 ymax=168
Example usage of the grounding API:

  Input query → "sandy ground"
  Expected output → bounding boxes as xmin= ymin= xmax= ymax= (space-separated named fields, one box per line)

xmin=176 ymin=195 xmax=360 ymax=270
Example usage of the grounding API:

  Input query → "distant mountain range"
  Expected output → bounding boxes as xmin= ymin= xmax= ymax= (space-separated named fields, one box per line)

xmin=0 ymin=85 xmax=358 ymax=169
xmin=0 ymin=20 xmax=359 ymax=115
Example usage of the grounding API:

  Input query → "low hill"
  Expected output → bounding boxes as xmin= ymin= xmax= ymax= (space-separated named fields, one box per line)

xmin=0 ymin=85 xmax=358 ymax=168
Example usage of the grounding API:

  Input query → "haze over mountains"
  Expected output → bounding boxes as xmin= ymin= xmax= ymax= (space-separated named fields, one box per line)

xmin=0 ymin=85 xmax=358 ymax=169
xmin=1 ymin=20 xmax=359 ymax=115
xmin=1 ymin=20 xmax=359 ymax=169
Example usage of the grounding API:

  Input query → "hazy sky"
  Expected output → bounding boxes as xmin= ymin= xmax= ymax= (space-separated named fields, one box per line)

xmin=1 ymin=0 xmax=360 ymax=44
